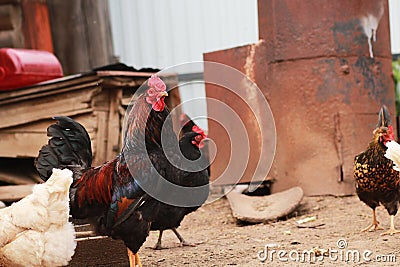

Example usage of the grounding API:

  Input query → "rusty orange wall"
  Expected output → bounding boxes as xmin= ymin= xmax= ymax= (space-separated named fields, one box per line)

xmin=21 ymin=0 xmax=53 ymax=52
xmin=205 ymin=0 xmax=395 ymax=196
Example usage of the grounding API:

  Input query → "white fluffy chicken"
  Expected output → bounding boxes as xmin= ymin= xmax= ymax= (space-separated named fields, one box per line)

xmin=385 ymin=141 xmax=400 ymax=172
xmin=0 ymin=168 xmax=76 ymax=267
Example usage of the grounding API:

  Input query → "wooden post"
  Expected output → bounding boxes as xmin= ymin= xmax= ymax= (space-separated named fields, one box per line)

xmin=46 ymin=0 xmax=115 ymax=75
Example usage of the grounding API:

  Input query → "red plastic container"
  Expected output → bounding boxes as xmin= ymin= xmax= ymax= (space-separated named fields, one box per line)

xmin=0 ymin=48 xmax=63 ymax=91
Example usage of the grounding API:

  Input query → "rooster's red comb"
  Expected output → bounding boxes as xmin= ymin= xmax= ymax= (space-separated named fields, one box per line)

xmin=148 ymin=75 xmax=166 ymax=92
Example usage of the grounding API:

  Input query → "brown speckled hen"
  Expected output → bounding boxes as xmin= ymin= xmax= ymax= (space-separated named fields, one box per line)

xmin=354 ymin=105 xmax=400 ymax=236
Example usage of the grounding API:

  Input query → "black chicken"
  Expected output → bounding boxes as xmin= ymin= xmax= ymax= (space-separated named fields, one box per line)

xmin=151 ymin=124 xmax=210 ymax=249
xmin=179 ymin=113 xmax=211 ymax=176
xmin=179 ymin=113 xmax=197 ymax=137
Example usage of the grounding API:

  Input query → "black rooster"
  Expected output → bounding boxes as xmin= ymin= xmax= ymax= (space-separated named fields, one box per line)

xmin=35 ymin=75 xmax=175 ymax=266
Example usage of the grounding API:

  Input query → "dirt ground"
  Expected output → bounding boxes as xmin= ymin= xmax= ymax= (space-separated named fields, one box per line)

xmin=139 ymin=194 xmax=400 ymax=266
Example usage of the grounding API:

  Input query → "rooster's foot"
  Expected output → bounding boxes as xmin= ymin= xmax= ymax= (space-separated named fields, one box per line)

xmin=152 ymin=243 xmax=166 ymax=250
xmin=179 ymin=240 xmax=199 ymax=247
xmin=380 ymin=228 xmax=400 ymax=236
xmin=361 ymin=223 xmax=383 ymax=232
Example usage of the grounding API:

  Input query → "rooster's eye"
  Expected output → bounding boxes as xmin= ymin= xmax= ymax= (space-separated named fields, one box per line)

xmin=194 ymin=135 xmax=202 ymax=142
xmin=147 ymin=88 xmax=156 ymax=97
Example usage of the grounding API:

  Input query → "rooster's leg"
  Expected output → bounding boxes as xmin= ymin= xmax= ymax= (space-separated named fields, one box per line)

xmin=135 ymin=253 xmax=142 ymax=267
xmin=127 ymin=248 xmax=142 ymax=267
xmin=172 ymin=227 xmax=197 ymax=247
xmin=153 ymin=230 xmax=164 ymax=250
xmin=361 ymin=208 xmax=383 ymax=232
xmin=381 ymin=215 xmax=400 ymax=236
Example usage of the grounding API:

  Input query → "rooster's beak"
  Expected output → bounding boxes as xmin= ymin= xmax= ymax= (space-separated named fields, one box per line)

xmin=160 ymin=91 xmax=168 ymax=97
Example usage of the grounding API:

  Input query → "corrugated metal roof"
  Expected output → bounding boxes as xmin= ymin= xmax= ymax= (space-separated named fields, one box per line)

xmin=108 ymin=0 xmax=258 ymax=69
xmin=109 ymin=0 xmax=400 ymax=65
xmin=389 ymin=0 xmax=400 ymax=54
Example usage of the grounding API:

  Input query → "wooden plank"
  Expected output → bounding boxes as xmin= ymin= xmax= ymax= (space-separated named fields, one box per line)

xmin=0 ymin=132 xmax=50 ymax=158
xmin=121 ymin=97 xmax=131 ymax=107
xmin=29 ymin=172 xmax=42 ymax=183
xmin=0 ymin=80 xmax=101 ymax=106
xmin=0 ymin=74 xmax=96 ymax=101
xmin=0 ymin=112 xmax=97 ymax=133
xmin=46 ymin=0 xmax=114 ymax=74
xmin=0 ymin=170 xmax=36 ymax=185
xmin=93 ymin=111 xmax=108 ymax=165
xmin=102 ymin=77 xmax=143 ymax=88
xmin=81 ymin=0 xmax=114 ymax=69
xmin=119 ymin=104 xmax=127 ymax=148
xmin=0 ymin=184 xmax=34 ymax=202
xmin=75 ymin=231 xmax=96 ymax=238
xmin=0 ymin=29 xmax=14 ymax=47
xmin=0 ymin=131 xmax=96 ymax=157
xmin=47 ymin=0 xmax=88 ymax=74
xmin=0 ymin=97 xmax=91 ymax=128
xmin=0 ymin=86 xmax=101 ymax=129
xmin=0 ymin=4 xmax=13 ymax=31
xmin=0 ymin=129 xmax=97 ymax=158
xmin=0 ymin=78 xmax=100 ymax=106
xmin=91 ymin=88 xmax=110 ymax=111
xmin=106 ymin=89 xmax=122 ymax=159
xmin=97 ymin=70 xmax=154 ymax=78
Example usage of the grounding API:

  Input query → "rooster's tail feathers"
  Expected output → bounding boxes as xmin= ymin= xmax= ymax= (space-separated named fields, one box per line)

xmin=35 ymin=116 xmax=92 ymax=182
xmin=378 ymin=105 xmax=391 ymax=128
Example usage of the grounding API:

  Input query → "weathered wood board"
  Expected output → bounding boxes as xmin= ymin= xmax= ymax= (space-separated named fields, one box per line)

xmin=0 ymin=184 xmax=34 ymax=202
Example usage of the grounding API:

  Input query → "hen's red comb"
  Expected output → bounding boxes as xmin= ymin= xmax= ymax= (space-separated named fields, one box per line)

xmin=192 ymin=125 xmax=207 ymax=138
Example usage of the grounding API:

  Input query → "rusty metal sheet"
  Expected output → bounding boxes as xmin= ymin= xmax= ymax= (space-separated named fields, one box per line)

xmin=258 ymin=0 xmax=391 ymax=61
xmin=204 ymin=49 xmax=275 ymax=186
xmin=204 ymin=0 xmax=395 ymax=196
